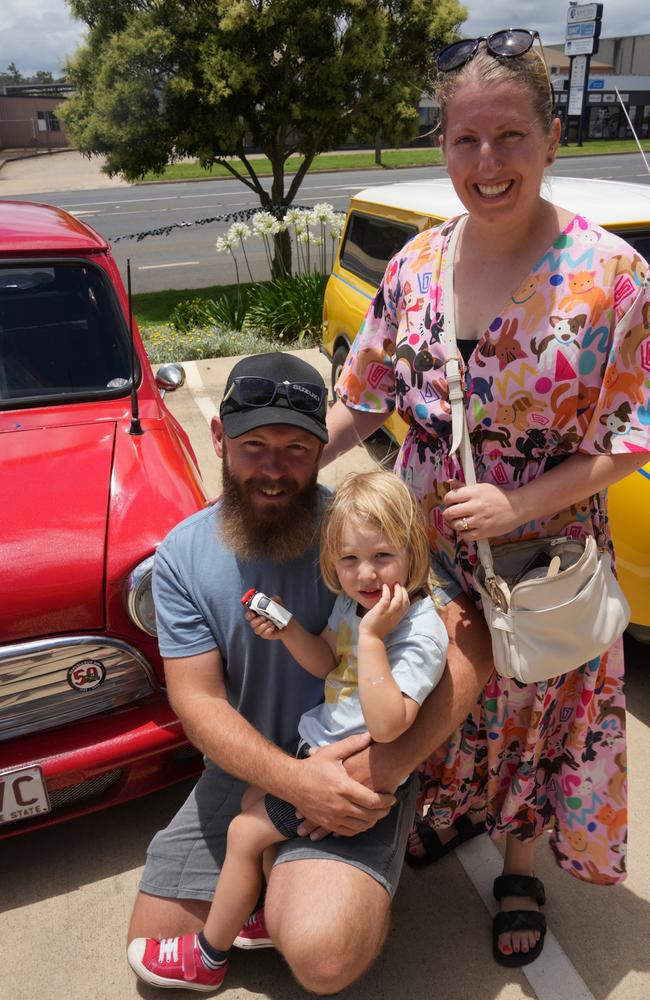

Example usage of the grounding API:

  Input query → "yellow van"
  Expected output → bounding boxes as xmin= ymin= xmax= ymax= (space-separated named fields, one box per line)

xmin=322 ymin=175 xmax=650 ymax=641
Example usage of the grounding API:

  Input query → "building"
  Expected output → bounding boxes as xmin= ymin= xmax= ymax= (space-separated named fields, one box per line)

xmin=0 ymin=83 xmax=73 ymax=151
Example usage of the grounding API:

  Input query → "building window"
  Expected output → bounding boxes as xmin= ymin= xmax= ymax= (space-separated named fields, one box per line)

xmin=36 ymin=110 xmax=61 ymax=132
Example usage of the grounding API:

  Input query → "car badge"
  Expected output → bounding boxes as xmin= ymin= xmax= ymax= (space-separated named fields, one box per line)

xmin=67 ymin=659 xmax=106 ymax=692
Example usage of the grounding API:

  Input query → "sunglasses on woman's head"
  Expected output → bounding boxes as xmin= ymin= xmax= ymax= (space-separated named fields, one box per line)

xmin=437 ymin=28 xmax=540 ymax=73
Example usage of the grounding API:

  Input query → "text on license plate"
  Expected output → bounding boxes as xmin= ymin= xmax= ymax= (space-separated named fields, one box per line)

xmin=0 ymin=765 xmax=51 ymax=826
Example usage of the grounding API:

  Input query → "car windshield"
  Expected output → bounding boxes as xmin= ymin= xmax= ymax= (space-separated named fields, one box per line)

xmin=0 ymin=262 xmax=133 ymax=407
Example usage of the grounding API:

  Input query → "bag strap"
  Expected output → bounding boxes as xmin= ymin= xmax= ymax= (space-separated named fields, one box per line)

xmin=440 ymin=216 xmax=498 ymax=583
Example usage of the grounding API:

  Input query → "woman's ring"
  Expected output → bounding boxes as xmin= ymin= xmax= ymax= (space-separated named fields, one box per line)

xmin=460 ymin=517 xmax=469 ymax=532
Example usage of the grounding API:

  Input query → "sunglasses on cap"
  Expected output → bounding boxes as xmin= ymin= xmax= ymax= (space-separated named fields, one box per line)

xmin=437 ymin=28 xmax=540 ymax=73
xmin=221 ymin=376 xmax=327 ymax=414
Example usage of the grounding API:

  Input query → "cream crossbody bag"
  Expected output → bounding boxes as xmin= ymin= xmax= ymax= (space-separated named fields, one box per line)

xmin=440 ymin=216 xmax=630 ymax=684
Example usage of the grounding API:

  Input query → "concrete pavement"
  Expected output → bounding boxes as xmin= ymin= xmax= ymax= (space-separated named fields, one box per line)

xmin=0 ymin=149 xmax=130 ymax=196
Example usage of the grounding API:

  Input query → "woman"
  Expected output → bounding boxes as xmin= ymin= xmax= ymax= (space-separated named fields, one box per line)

xmin=323 ymin=29 xmax=650 ymax=967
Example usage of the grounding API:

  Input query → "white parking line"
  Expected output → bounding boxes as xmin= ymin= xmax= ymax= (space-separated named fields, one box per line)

xmin=455 ymin=834 xmax=597 ymax=1000
xmin=183 ymin=360 xmax=220 ymax=425
xmin=138 ymin=261 xmax=200 ymax=270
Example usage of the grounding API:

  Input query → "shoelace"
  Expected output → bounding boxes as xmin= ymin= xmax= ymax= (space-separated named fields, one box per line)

xmin=158 ymin=937 xmax=180 ymax=963
xmin=243 ymin=911 xmax=258 ymax=928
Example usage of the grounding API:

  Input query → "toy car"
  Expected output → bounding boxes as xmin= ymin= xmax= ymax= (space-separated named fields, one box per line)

xmin=241 ymin=589 xmax=293 ymax=629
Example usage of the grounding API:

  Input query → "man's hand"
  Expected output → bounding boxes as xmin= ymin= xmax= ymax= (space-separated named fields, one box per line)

xmin=291 ymin=733 xmax=395 ymax=839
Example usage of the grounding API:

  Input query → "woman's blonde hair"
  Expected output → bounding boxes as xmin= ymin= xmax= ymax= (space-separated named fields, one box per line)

xmin=319 ymin=471 xmax=434 ymax=599
xmin=437 ymin=41 xmax=555 ymax=134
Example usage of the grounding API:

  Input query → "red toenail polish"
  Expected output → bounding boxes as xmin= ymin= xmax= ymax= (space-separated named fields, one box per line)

xmin=501 ymin=945 xmax=512 ymax=954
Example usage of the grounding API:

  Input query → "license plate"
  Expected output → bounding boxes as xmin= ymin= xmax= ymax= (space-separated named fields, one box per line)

xmin=0 ymin=765 xmax=51 ymax=826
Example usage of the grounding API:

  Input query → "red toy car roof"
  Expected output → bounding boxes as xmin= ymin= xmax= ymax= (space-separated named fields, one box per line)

xmin=0 ymin=199 xmax=109 ymax=255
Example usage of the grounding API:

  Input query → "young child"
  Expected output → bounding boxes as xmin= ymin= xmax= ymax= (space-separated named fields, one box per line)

xmin=128 ymin=471 xmax=448 ymax=992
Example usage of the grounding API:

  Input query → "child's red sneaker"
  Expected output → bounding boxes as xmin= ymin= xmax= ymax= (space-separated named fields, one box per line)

xmin=127 ymin=933 xmax=227 ymax=992
xmin=233 ymin=907 xmax=273 ymax=949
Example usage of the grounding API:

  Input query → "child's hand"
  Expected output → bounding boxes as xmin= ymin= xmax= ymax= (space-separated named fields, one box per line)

xmin=359 ymin=584 xmax=410 ymax=639
xmin=245 ymin=595 xmax=285 ymax=641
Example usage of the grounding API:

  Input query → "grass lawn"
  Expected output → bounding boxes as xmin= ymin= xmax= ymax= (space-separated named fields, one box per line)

xmin=132 ymin=282 xmax=251 ymax=328
xmin=139 ymin=140 xmax=650 ymax=183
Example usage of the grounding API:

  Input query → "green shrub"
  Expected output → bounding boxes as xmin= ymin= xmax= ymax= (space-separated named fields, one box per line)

xmin=169 ymin=297 xmax=217 ymax=331
xmin=246 ymin=273 xmax=328 ymax=341
xmin=142 ymin=324 xmax=278 ymax=365
xmin=210 ymin=291 xmax=251 ymax=332
xmin=170 ymin=290 xmax=253 ymax=333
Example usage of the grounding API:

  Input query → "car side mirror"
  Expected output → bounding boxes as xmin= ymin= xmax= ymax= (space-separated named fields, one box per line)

xmin=155 ymin=363 xmax=186 ymax=395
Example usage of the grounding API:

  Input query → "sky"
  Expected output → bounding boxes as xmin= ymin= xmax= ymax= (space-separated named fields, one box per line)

xmin=2 ymin=1 xmax=650 ymax=78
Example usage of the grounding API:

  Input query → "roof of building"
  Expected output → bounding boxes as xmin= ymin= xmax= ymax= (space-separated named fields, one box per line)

xmin=542 ymin=45 xmax=614 ymax=73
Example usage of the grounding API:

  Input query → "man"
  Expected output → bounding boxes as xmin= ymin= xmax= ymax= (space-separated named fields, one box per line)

xmin=127 ymin=352 xmax=491 ymax=994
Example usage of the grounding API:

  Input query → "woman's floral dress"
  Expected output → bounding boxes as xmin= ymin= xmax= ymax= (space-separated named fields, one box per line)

xmin=336 ymin=214 xmax=650 ymax=884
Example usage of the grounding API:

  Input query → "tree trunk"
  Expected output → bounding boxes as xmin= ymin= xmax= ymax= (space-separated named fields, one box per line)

xmin=272 ymin=227 xmax=292 ymax=277
xmin=374 ymin=132 xmax=382 ymax=166
xmin=270 ymin=153 xmax=292 ymax=276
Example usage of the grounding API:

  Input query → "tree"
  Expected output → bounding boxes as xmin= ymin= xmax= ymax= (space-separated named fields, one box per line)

xmin=61 ymin=0 xmax=466 ymax=271
xmin=5 ymin=62 xmax=24 ymax=83
xmin=35 ymin=70 xmax=55 ymax=83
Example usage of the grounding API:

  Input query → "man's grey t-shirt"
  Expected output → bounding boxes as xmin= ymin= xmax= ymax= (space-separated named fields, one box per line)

xmin=153 ymin=489 xmax=334 ymax=749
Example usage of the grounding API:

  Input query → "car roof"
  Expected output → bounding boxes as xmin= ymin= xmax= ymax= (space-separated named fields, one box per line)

xmin=350 ymin=175 xmax=650 ymax=228
xmin=0 ymin=200 xmax=108 ymax=255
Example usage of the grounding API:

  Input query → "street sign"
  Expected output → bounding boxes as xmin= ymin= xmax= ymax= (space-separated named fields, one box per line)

xmin=565 ymin=38 xmax=595 ymax=55
xmin=569 ymin=54 xmax=588 ymax=89
xmin=567 ymin=21 xmax=596 ymax=38
xmin=567 ymin=3 xmax=602 ymax=22
xmin=568 ymin=90 xmax=585 ymax=115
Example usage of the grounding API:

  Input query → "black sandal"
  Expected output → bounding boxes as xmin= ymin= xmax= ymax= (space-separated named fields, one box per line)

xmin=404 ymin=812 xmax=485 ymax=868
xmin=492 ymin=874 xmax=547 ymax=967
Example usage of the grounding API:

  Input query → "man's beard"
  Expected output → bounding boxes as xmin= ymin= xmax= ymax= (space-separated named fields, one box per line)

xmin=219 ymin=451 xmax=320 ymax=562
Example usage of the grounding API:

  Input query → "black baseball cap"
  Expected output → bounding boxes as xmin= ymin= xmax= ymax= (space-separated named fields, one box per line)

xmin=220 ymin=352 xmax=329 ymax=443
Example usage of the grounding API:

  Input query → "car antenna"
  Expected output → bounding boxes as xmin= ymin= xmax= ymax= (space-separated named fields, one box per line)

xmin=127 ymin=258 xmax=144 ymax=436
xmin=615 ymin=88 xmax=650 ymax=176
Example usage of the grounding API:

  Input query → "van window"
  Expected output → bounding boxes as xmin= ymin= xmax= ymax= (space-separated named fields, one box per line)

xmin=612 ymin=229 xmax=650 ymax=260
xmin=339 ymin=212 xmax=418 ymax=286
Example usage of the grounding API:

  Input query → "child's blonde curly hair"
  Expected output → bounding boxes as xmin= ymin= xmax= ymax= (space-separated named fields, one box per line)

xmin=319 ymin=471 xmax=436 ymax=599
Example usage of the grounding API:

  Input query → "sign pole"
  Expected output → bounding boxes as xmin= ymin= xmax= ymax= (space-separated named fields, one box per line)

xmin=565 ymin=2 xmax=603 ymax=146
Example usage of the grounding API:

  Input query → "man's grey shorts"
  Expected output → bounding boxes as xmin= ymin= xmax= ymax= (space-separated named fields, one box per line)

xmin=139 ymin=761 xmax=418 ymax=902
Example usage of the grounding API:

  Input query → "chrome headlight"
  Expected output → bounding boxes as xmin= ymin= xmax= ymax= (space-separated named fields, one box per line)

xmin=125 ymin=555 xmax=157 ymax=636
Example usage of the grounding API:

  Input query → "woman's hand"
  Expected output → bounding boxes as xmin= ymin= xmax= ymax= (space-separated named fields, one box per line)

xmin=443 ymin=481 xmax=523 ymax=540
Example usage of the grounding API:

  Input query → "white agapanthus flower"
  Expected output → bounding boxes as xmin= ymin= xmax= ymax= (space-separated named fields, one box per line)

xmin=298 ymin=231 xmax=314 ymax=244
xmin=252 ymin=211 xmax=282 ymax=236
xmin=216 ymin=235 xmax=235 ymax=253
xmin=228 ymin=221 xmax=251 ymax=241
xmin=330 ymin=213 xmax=347 ymax=238
xmin=284 ymin=207 xmax=305 ymax=226
xmin=311 ymin=202 xmax=335 ymax=224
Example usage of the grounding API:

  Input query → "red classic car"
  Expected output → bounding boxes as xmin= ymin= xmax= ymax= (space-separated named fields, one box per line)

xmin=0 ymin=201 xmax=207 ymax=837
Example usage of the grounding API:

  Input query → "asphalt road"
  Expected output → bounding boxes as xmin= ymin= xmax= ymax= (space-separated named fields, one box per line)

xmin=2 ymin=154 xmax=650 ymax=293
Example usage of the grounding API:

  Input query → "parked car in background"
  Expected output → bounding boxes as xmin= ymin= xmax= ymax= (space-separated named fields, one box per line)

xmin=322 ymin=176 xmax=650 ymax=641
xmin=0 ymin=201 xmax=208 ymax=837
